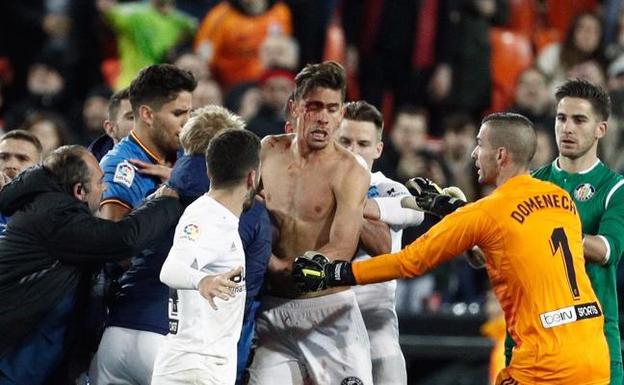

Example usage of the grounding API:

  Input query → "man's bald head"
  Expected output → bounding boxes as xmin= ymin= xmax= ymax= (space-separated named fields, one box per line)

xmin=481 ymin=112 xmax=537 ymax=167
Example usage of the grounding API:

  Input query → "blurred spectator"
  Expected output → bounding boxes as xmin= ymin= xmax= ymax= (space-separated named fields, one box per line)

xmin=0 ymin=1 xmax=69 ymax=105
xmin=397 ymin=148 xmax=451 ymax=190
xmin=4 ymin=49 xmax=70 ymax=132
xmin=440 ymin=113 xmax=478 ymax=201
xmin=375 ymin=106 xmax=430 ymax=182
xmin=224 ymin=82 xmax=262 ymax=122
xmin=509 ymin=67 xmax=555 ymax=131
xmin=88 ymin=88 xmax=133 ymax=161
xmin=602 ymin=57 xmax=624 ymax=170
xmin=342 ymin=0 xmax=450 ymax=111
xmin=80 ymin=86 xmax=113 ymax=144
xmin=247 ymin=68 xmax=295 ymax=138
xmin=192 ymin=78 xmax=223 ymax=109
xmin=172 ymin=50 xmax=210 ymax=81
xmin=194 ymin=0 xmax=292 ymax=89
xmin=21 ymin=112 xmax=73 ymax=158
xmin=97 ymin=0 xmax=197 ymax=90
xmin=537 ymin=12 xmax=606 ymax=91
xmin=567 ymin=58 xmax=607 ymax=88
xmin=429 ymin=0 xmax=509 ymax=122
xmin=530 ymin=129 xmax=556 ymax=169
xmin=605 ymin=5 xmax=624 ymax=61
xmin=259 ymin=33 xmax=299 ymax=70
xmin=284 ymin=0 xmax=335 ymax=66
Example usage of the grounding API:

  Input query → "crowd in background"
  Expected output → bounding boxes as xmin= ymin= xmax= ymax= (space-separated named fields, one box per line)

xmin=1 ymin=0 xmax=624 ymax=317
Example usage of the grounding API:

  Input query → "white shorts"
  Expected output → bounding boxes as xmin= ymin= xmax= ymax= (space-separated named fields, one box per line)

xmin=88 ymin=326 xmax=164 ymax=385
xmin=353 ymin=282 xmax=407 ymax=385
xmin=247 ymin=290 xmax=372 ymax=385
xmin=151 ymin=369 xmax=208 ymax=385
xmin=152 ymin=365 xmax=230 ymax=385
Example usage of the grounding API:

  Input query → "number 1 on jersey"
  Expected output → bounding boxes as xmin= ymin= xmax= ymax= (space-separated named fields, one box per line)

xmin=550 ymin=227 xmax=580 ymax=300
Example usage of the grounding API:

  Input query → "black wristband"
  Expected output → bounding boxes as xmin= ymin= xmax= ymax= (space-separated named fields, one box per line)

xmin=324 ymin=261 xmax=356 ymax=287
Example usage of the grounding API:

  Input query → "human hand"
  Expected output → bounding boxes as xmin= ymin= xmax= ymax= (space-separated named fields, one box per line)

xmin=0 ymin=172 xmax=11 ymax=189
xmin=292 ymin=251 xmax=355 ymax=293
xmin=405 ymin=177 xmax=443 ymax=196
xmin=198 ymin=266 xmax=243 ymax=310
xmin=128 ymin=159 xmax=172 ymax=183
xmin=402 ymin=178 xmax=466 ymax=218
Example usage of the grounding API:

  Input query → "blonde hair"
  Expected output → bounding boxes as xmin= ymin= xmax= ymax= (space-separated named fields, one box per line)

xmin=180 ymin=105 xmax=246 ymax=155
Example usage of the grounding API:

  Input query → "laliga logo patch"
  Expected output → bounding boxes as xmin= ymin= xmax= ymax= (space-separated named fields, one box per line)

xmin=113 ymin=161 xmax=136 ymax=188
xmin=181 ymin=223 xmax=200 ymax=241
xmin=574 ymin=183 xmax=595 ymax=201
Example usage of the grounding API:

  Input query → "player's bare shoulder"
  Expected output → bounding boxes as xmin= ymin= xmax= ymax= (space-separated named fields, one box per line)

xmin=331 ymin=141 xmax=370 ymax=185
xmin=261 ymin=133 xmax=295 ymax=159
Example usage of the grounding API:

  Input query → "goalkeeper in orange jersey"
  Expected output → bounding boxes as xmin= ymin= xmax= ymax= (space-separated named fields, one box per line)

xmin=293 ymin=112 xmax=610 ymax=385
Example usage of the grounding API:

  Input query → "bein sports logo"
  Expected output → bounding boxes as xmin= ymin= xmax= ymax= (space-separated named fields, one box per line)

xmin=540 ymin=302 xmax=601 ymax=328
xmin=540 ymin=306 xmax=577 ymax=328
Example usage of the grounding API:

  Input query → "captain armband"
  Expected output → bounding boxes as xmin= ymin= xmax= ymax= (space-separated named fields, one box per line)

xmin=373 ymin=196 xmax=425 ymax=228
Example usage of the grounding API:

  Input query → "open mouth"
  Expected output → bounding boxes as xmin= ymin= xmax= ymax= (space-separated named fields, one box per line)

xmin=311 ymin=130 xmax=327 ymax=140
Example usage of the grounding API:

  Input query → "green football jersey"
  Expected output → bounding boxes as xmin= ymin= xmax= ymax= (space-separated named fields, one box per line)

xmin=533 ymin=159 xmax=624 ymax=370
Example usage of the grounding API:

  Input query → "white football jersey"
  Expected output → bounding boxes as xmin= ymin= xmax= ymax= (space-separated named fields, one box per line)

xmin=154 ymin=195 xmax=246 ymax=383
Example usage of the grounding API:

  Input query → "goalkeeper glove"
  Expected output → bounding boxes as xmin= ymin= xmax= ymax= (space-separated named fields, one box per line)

xmin=291 ymin=251 xmax=355 ymax=293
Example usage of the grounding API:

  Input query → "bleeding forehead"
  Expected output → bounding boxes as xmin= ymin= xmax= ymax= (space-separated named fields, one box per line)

xmin=299 ymin=87 xmax=342 ymax=105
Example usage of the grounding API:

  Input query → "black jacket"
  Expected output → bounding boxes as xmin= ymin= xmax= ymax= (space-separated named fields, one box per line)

xmin=0 ymin=167 xmax=183 ymax=355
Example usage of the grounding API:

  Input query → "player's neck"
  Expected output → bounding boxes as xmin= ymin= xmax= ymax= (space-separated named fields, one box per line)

xmin=208 ymin=187 xmax=246 ymax=218
xmin=496 ymin=164 xmax=529 ymax=186
xmin=133 ymin=126 xmax=167 ymax=162
xmin=557 ymin=153 xmax=599 ymax=174
xmin=293 ymin=137 xmax=331 ymax=161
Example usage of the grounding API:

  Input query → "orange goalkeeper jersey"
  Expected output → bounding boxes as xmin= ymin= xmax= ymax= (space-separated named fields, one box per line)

xmin=353 ymin=174 xmax=609 ymax=384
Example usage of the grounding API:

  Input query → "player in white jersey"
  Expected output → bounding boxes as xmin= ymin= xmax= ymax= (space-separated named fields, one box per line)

xmin=152 ymin=129 xmax=261 ymax=385
xmin=337 ymin=101 xmax=420 ymax=385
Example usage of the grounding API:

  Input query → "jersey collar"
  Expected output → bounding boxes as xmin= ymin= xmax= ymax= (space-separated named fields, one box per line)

xmin=129 ymin=130 xmax=162 ymax=164
xmin=553 ymin=157 xmax=601 ymax=175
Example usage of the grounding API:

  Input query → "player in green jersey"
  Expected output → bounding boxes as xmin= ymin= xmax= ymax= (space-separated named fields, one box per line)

xmin=505 ymin=79 xmax=624 ymax=384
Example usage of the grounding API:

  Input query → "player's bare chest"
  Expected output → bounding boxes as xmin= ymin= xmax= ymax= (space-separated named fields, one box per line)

xmin=263 ymin=161 xmax=336 ymax=220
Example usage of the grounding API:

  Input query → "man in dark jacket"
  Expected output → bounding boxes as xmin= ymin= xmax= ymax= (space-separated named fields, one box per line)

xmin=0 ymin=145 xmax=183 ymax=385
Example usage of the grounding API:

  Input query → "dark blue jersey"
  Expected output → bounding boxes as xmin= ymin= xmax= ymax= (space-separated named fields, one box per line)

xmin=100 ymin=130 xmax=171 ymax=334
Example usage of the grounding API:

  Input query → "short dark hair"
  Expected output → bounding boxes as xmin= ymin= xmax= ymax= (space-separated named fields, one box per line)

xmin=43 ymin=145 xmax=91 ymax=195
xmin=206 ymin=129 xmax=260 ymax=189
xmin=108 ymin=87 xmax=130 ymax=121
xmin=129 ymin=64 xmax=197 ymax=115
xmin=344 ymin=101 xmax=384 ymax=141
xmin=283 ymin=90 xmax=295 ymax=123
xmin=293 ymin=61 xmax=346 ymax=101
xmin=0 ymin=130 xmax=43 ymax=158
xmin=555 ymin=78 xmax=611 ymax=121
xmin=481 ymin=112 xmax=537 ymax=166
